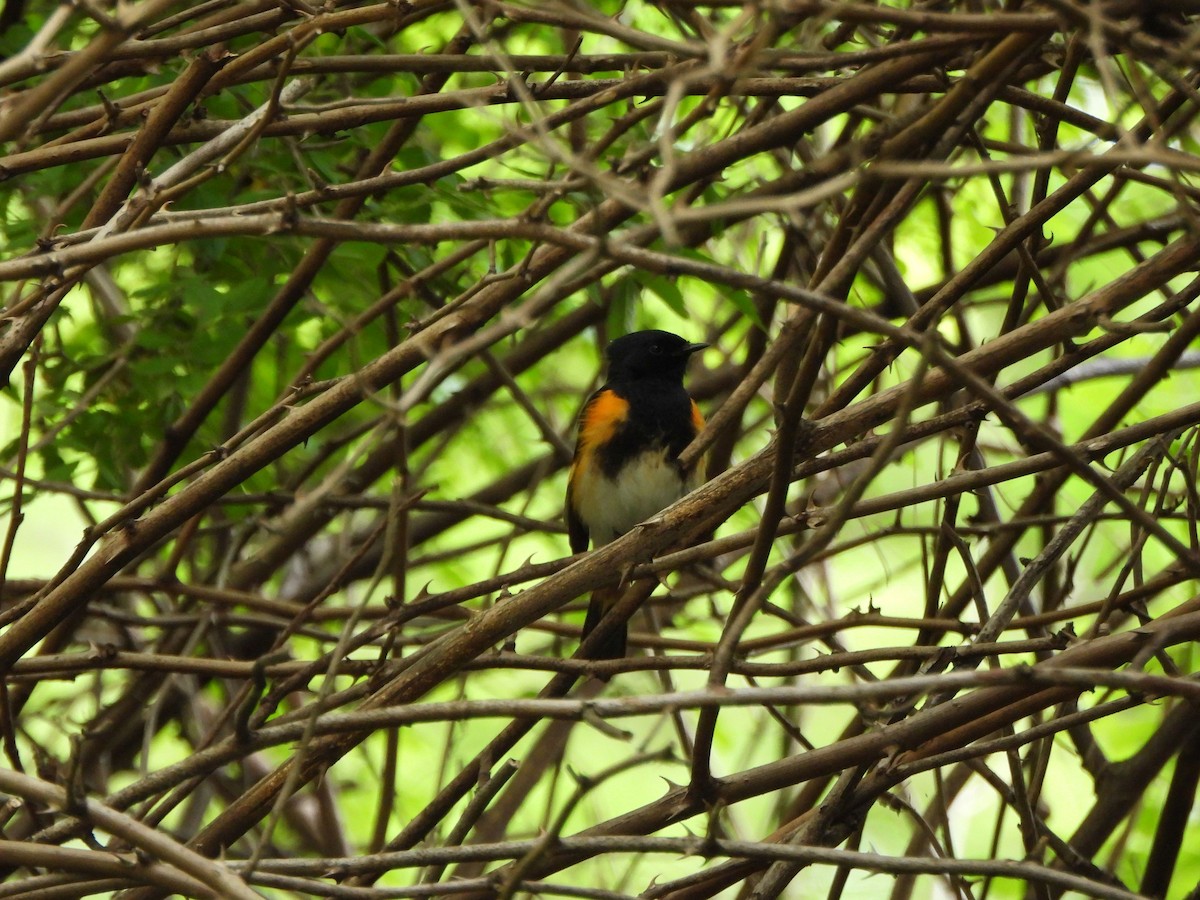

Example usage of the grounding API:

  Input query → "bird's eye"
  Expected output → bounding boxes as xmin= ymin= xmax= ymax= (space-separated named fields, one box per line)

xmin=649 ymin=343 xmax=663 ymax=355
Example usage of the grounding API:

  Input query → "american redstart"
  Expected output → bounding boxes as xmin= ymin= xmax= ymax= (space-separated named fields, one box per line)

xmin=566 ymin=330 xmax=707 ymax=659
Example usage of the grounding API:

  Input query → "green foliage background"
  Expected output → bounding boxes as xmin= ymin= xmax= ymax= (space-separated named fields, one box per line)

xmin=2 ymin=2 xmax=1200 ymax=898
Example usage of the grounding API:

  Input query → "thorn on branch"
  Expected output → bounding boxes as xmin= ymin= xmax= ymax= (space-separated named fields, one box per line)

xmin=275 ymin=192 xmax=300 ymax=232
xmin=85 ymin=641 xmax=119 ymax=663
xmin=582 ymin=705 xmax=630 ymax=741
xmin=1051 ymin=625 xmax=1075 ymax=649
xmin=96 ymin=89 xmax=121 ymax=129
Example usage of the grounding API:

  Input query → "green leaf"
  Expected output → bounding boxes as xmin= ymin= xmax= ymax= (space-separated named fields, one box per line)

xmin=632 ymin=271 xmax=686 ymax=317
xmin=607 ymin=275 xmax=637 ymax=335
xmin=40 ymin=445 xmax=77 ymax=484
xmin=722 ymin=285 xmax=765 ymax=330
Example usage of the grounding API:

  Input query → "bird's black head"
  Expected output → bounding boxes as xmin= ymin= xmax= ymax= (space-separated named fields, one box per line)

xmin=604 ymin=329 xmax=707 ymax=383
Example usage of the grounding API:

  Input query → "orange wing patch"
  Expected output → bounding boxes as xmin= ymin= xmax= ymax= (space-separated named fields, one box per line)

xmin=580 ymin=389 xmax=630 ymax=449
xmin=570 ymin=389 xmax=629 ymax=483
xmin=690 ymin=399 xmax=705 ymax=433
xmin=567 ymin=390 xmax=630 ymax=553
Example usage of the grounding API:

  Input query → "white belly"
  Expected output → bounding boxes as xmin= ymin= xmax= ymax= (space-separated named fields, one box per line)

xmin=573 ymin=448 xmax=693 ymax=546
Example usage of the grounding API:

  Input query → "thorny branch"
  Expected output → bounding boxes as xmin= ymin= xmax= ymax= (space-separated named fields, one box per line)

xmin=2 ymin=2 xmax=1200 ymax=898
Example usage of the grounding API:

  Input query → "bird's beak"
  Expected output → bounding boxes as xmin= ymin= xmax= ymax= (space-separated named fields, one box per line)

xmin=682 ymin=342 xmax=708 ymax=356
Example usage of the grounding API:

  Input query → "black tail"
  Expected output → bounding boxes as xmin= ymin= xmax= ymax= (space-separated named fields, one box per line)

xmin=581 ymin=589 xmax=627 ymax=660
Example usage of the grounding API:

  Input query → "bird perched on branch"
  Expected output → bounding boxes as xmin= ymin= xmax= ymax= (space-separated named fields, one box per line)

xmin=566 ymin=329 xmax=707 ymax=659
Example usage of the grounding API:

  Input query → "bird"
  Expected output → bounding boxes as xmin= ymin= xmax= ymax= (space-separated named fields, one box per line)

xmin=566 ymin=329 xmax=707 ymax=659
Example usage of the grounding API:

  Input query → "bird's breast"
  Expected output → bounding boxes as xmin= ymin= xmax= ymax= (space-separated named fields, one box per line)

xmin=573 ymin=445 xmax=695 ymax=546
